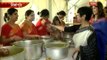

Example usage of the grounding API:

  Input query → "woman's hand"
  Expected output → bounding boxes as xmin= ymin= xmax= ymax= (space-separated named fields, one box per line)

xmin=24 ymin=35 xmax=41 ymax=40
xmin=10 ymin=35 xmax=22 ymax=41
xmin=41 ymin=19 xmax=46 ymax=25
xmin=51 ymin=25 xmax=64 ymax=31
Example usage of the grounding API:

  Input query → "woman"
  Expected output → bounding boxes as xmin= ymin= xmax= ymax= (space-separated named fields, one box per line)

xmin=51 ymin=16 xmax=63 ymax=40
xmin=51 ymin=11 xmax=66 ymax=40
xmin=52 ymin=11 xmax=66 ymax=26
xmin=52 ymin=16 xmax=61 ymax=26
xmin=21 ymin=10 xmax=40 ymax=39
xmin=51 ymin=10 xmax=80 ymax=33
xmin=1 ymin=8 xmax=23 ymax=45
xmin=91 ymin=2 xmax=107 ymax=60
xmin=35 ymin=9 xmax=51 ymax=36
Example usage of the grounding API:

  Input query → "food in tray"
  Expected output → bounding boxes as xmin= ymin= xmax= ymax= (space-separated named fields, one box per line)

xmin=45 ymin=41 xmax=68 ymax=48
xmin=46 ymin=57 xmax=52 ymax=60
xmin=0 ymin=48 xmax=9 ymax=57
xmin=46 ymin=44 xmax=66 ymax=48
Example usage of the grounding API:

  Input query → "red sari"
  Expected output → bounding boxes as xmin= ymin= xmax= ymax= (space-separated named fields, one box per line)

xmin=1 ymin=23 xmax=23 ymax=38
xmin=21 ymin=21 xmax=38 ymax=35
xmin=35 ymin=19 xmax=51 ymax=36
xmin=1 ymin=23 xmax=23 ymax=45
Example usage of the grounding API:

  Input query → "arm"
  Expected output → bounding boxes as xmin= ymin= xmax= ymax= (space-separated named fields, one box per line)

xmin=2 ymin=35 xmax=22 ymax=43
xmin=22 ymin=27 xmax=40 ymax=39
xmin=21 ymin=22 xmax=40 ymax=39
xmin=23 ymin=32 xmax=40 ymax=39
xmin=64 ymin=25 xmax=80 ymax=32
xmin=52 ymin=25 xmax=80 ymax=32
xmin=53 ymin=25 xmax=65 ymax=31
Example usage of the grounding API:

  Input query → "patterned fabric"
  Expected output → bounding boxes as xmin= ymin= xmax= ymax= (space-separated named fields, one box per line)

xmin=79 ymin=32 xmax=99 ymax=60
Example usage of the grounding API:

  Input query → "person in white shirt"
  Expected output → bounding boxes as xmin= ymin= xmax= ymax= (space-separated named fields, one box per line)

xmin=72 ymin=6 xmax=99 ymax=60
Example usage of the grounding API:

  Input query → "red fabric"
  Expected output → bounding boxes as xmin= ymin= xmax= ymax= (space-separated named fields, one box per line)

xmin=89 ymin=2 xmax=97 ymax=6
xmin=35 ymin=19 xmax=51 ymax=36
xmin=1 ymin=23 xmax=23 ymax=39
xmin=29 ymin=24 xmax=38 ymax=35
xmin=1 ymin=24 xmax=12 ymax=38
xmin=21 ymin=21 xmax=38 ymax=35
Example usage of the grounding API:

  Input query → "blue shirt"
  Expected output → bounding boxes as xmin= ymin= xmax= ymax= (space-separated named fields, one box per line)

xmin=93 ymin=18 xmax=107 ymax=60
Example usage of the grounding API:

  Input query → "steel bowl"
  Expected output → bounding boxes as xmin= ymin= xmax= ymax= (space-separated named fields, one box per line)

xmin=13 ymin=40 xmax=43 ymax=60
xmin=45 ymin=41 xmax=69 ymax=59
xmin=63 ymin=32 xmax=74 ymax=46
xmin=40 ymin=35 xmax=54 ymax=44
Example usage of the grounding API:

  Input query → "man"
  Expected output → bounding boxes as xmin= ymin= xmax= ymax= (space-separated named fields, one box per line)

xmin=72 ymin=6 xmax=99 ymax=60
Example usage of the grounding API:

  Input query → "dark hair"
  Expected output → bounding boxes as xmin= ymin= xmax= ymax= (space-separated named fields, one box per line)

xmin=4 ymin=8 xmax=18 ymax=22
xmin=52 ymin=16 xmax=61 ymax=25
xmin=96 ymin=2 xmax=105 ymax=18
xmin=38 ymin=9 xmax=49 ymax=17
xmin=104 ymin=6 xmax=107 ymax=9
xmin=104 ymin=6 xmax=107 ymax=13
xmin=25 ymin=9 xmax=34 ymax=16
xmin=57 ymin=10 xmax=66 ymax=16
xmin=77 ymin=6 xmax=93 ymax=21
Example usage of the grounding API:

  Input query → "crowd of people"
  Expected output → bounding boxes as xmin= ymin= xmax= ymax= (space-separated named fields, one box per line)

xmin=52 ymin=1 xmax=107 ymax=60
xmin=0 ymin=1 xmax=107 ymax=60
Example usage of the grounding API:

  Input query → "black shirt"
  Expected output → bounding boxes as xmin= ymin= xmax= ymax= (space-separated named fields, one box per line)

xmin=64 ymin=25 xmax=80 ymax=32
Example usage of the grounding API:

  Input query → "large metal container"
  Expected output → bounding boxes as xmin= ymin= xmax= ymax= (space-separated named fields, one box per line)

xmin=40 ymin=35 xmax=54 ymax=44
xmin=13 ymin=40 xmax=43 ymax=60
xmin=63 ymin=33 xmax=72 ymax=41
xmin=0 ymin=46 xmax=25 ymax=60
xmin=45 ymin=41 xmax=69 ymax=59
xmin=63 ymin=32 xmax=74 ymax=46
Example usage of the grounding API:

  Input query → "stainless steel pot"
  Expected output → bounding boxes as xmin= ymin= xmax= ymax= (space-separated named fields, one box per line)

xmin=45 ymin=41 xmax=69 ymax=59
xmin=63 ymin=32 xmax=74 ymax=45
xmin=0 ymin=46 xmax=24 ymax=60
xmin=40 ymin=35 xmax=54 ymax=44
xmin=13 ymin=40 xmax=43 ymax=60
xmin=63 ymin=33 xmax=72 ymax=40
